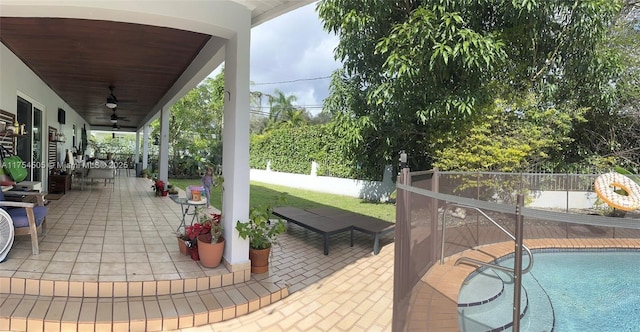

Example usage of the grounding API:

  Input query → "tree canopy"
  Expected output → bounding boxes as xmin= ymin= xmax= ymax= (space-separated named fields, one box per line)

xmin=318 ymin=0 xmax=628 ymax=173
xmin=150 ymin=72 xmax=224 ymax=176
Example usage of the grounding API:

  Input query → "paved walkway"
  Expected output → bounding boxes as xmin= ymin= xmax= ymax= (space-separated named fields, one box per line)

xmin=199 ymin=240 xmax=394 ymax=332
xmin=1 ymin=175 xmax=396 ymax=331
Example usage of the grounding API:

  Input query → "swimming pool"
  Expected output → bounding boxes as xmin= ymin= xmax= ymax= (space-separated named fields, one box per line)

xmin=458 ymin=250 xmax=640 ymax=332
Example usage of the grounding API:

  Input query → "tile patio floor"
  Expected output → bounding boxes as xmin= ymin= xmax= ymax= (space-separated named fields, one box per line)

xmin=4 ymin=174 xmax=632 ymax=331
xmin=0 ymin=174 xmax=396 ymax=331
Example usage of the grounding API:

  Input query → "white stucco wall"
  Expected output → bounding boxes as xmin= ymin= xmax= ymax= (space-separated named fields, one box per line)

xmin=250 ymin=166 xmax=603 ymax=209
xmin=0 ymin=43 xmax=89 ymax=184
xmin=527 ymin=190 xmax=599 ymax=210
xmin=250 ymin=165 xmax=397 ymax=202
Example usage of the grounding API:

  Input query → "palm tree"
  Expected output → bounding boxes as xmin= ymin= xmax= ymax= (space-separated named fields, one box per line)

xmin=282 ymin=109 xmax=311 ymax=128
xmin=268 ymin=89 xmax=297 ymax=124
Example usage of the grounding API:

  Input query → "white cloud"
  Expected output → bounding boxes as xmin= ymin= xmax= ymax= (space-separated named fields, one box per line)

xmin=249 ymin=1 xmax=341 ymax=115
xmin=207 ymin=2 xmax=341 ymax=116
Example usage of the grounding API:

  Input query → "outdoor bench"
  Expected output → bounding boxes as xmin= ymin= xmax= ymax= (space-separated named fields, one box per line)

xmin=306 ymin=207 xmax=395 ymax=255
xmin=272 ymin=207 xmax=353 ymax=255
xmin=272 ymin=206 xmax=395 ymax=255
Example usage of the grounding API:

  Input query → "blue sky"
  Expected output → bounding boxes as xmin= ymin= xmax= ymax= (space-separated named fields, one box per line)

xmin=212 ymin=2 xmax=341 ymax=116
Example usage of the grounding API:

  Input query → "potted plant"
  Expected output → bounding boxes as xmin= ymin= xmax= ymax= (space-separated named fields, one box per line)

xmin=168 ymin=185 xmax=179 ymax=197
xmin=141 ymin=168 xmax=149 ymax=178
xmin=235 ymin=196 xmax=287 ymax=273
xmin=186 ymin=208 xmax=224 ymax=267
xmin=176 ymin=232 xmax=191 ymax=256
xmin=152 ymin=179 xmax=168 ymax=196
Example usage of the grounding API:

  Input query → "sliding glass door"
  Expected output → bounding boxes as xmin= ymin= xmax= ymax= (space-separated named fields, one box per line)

xmin=17 ymin=96 xmax=44 ymax=182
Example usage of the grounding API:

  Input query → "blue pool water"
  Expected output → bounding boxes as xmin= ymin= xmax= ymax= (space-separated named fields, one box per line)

xmin=460 ymin=250 xmax=640 ymax=331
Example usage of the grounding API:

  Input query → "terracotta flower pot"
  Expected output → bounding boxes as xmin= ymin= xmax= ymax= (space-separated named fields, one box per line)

xmin=249 ymin=247 xmax=271 ymax=274
xmin=197 ymin=235 xmax=224 ymax=268
xmin=178 ymin=238 xmax=189 ymax=255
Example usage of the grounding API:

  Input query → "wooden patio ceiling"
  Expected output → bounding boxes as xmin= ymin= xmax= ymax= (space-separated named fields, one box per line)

xmin=0 ymin=17 xmax=214 ymax=130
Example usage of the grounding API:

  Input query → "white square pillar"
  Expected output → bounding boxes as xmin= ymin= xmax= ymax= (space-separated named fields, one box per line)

xmin=142 ymin=125 xmax=149 ymax=170
xmin=222 ymin=21 xmax=251 ymax=269
xmin=135 ymin=130 xmax=141 ymax=168
xmin=158 ymin=107 xmax=170 ymax=183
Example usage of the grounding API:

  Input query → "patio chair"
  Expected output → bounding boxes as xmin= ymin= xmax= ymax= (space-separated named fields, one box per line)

xmin=0 ymin=189 xmax=48 ymax=255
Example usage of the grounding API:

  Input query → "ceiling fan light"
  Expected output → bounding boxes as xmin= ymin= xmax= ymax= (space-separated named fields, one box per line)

xmin=110 ymin=119 xmax=118 ymax=124
xmin=106 ymin=101 xmax=117 ymax=109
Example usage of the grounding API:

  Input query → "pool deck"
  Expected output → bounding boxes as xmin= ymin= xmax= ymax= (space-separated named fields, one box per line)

xmin=417 ymin=238 xmax=640 ymax=331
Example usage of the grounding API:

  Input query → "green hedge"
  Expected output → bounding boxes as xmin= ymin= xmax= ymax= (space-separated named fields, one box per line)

xmin=250 ymin=125 xmax=375 ymax=180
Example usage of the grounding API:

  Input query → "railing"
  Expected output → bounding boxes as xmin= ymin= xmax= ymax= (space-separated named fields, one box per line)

xmin=392 ymin=168 xmax=640 ymax=332
xmin=441 ymin=203 xmax=534 ymax=275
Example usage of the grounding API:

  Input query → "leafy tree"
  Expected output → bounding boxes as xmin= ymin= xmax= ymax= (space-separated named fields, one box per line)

xmin=433 ymin=92 xmax=577 ymax=172
xmin=268 ymin=89 xmax=297 ymax=123
xmin=89 ymin=132 xmax=138 ymax=159
xmin=266 ymin=89 xmax=310 ymax=129
xmin=318 ymin=0 xmax=624 ymax=173
xmin=562 ymin=1 xmax=640 ymax=172
xmin=310 ymin=111 xmax=333 ymax=125
xmin=250 ymin=90 xmax=269 ymax=134
xmin=249 ymin=89 xmax=311 ymax=133
xmin=152 ymin=72 xmax=224 ymax=175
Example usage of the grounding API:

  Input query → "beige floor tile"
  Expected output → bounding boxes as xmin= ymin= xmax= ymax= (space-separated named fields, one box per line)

xmin=73 ymin=262 xmax=101 ymax=275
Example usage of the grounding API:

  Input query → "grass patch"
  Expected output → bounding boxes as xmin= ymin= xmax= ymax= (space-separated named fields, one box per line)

xmin=168 ymin=178 xmax=396 ymax=222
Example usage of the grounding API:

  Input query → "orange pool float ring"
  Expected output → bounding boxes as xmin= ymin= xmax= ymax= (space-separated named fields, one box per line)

xmin=594 ymin=172 xmax=640 ymax=211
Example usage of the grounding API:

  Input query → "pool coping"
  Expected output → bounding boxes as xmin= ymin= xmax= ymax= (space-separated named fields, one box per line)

xmin=422 ymin=238 xmax=640 ymax=331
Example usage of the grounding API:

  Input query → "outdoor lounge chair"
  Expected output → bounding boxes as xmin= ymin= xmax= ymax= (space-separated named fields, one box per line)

xmin=273 ymin=206 xmax=395 ymax=255
xmin=272 ymin=207 xmax=353 ymax=255
xmin=0 ymin=189 xmax=48 ymax=255
xmin=306 ymin=207 xmax=395 ymax=255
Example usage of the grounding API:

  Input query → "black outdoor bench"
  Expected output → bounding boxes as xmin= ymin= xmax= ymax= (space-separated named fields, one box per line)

xmin=272 ymin=206 xmax=395 ymax=255
xmin=272 ymin=207 xmax=353 ymax=255
xmin=306 ymin=207 xmax=395 ymax=255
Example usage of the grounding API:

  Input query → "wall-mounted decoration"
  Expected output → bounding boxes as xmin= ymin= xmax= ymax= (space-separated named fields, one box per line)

xmin=81 ymin=124 xmax=88 ymax=156
xmin=57 ymin=108 xmax=66 ymax=124
xmin=0 ymin=109 xmax=17 ymax=154
xmin=48 ymin=126 xmax=57 ymax=172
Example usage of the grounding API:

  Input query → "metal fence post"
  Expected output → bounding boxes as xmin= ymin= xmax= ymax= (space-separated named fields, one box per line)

xmin=392 ymin=167 xmax=411 ymax=332
xmin=513 ymin=194 xmax=524 ymax=332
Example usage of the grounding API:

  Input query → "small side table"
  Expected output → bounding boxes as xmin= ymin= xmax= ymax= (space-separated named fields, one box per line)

xmin=49 ymin=174 xmax=72 ymax=194
xmin=171 ymin=196 xmax=207 ymax=232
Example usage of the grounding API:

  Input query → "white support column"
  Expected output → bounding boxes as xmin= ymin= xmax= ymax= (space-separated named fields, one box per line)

xmin=158 ymin=107 xmax=170 ymax=184
xmin=222 ymin=21 xmax=251 ymax=271
xmin=142 ymin=125 xmax=149 ymax=170
xmin=135 ymin=130 xmax=141 ymax=172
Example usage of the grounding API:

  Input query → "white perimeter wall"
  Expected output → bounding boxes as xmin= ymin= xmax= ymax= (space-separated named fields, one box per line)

xmin=527 ymin=190 xmax=599 ymax=210
xmin=251 ymin=165 xmax=600 ymax=210
xmin=250 ymin=164 xmax=396 ymax=202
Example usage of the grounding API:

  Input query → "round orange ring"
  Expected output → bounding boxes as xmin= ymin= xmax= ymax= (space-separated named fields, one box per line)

xmin=594 ymin=172 xmax=640 ymax=211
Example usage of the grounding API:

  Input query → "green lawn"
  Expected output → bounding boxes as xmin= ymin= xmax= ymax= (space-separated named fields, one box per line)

xmin=168 ymin=178 xmax=396 ymax=222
